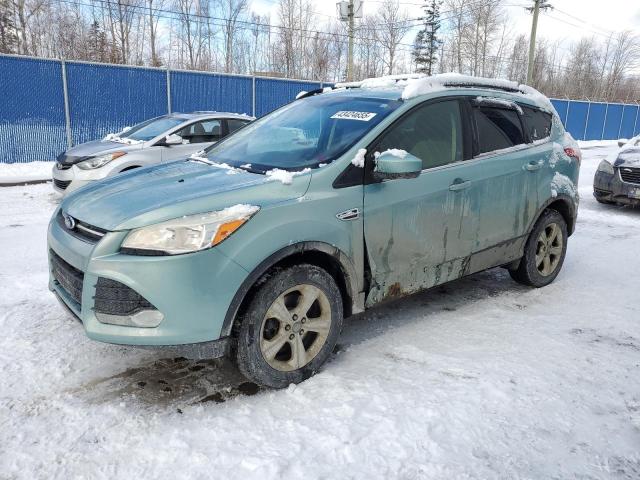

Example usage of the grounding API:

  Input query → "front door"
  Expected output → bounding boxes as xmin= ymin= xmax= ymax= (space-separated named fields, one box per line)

xmin=363 ymin=98 xmax=477 ymax=306
xmin=161 ymin=119 xmax=223 ymax=162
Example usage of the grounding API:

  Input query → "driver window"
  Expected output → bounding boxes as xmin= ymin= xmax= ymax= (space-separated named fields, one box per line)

xmin=376 ymin=100 xmax=463 ymax=170
xmin=178 ymin=120 xmax=222 ymax=144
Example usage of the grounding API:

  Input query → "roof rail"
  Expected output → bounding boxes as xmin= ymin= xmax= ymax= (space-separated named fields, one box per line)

xmin=441 ymin=81 xmax=521 ymax=93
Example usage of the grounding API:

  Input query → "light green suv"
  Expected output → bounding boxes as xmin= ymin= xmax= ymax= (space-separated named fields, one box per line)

xmin=48 ymin=75 xmax=581 ymax=388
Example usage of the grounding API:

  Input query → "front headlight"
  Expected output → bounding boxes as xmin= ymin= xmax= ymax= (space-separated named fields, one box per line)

xmin=121 ymin=204 xmax=260 ymax=255
xmin=77 ymin=151 xmax=126 ymax=170
xmin=597 ymin=159 xmax=615 ymax=175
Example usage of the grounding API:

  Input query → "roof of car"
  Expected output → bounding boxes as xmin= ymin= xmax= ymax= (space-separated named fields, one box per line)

xmin=170 ymin=111 xmax=255 ymax=121
xmin=312 ymin=73 xmax=553 ymax=112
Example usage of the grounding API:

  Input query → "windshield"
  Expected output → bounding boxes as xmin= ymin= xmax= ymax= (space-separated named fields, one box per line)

xmin=203 ymin=94 xmax=401 ymax=171
xmin=119 ymin=116 xmax=186 ymax=142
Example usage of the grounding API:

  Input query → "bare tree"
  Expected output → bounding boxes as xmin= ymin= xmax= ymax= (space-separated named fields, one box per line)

xmin=174 ymin=0 xmax=211 ymax=70
xmin=146 ymin=0 xmax=164 ymax=66
xmin=376 ymin=0 xmax=412 ymax=75
xmin=219 ymin=0 xmax=247 ymax=73
xmin=0 ymin=0 xmax=18 ymax=53
xmin=11 ymin=0 xmax=48 ymax=54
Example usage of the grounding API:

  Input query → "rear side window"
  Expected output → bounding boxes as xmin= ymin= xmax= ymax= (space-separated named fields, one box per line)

xmin=473 ymin=106 xmax=524 ymax=155
xmin=520 ymin=105 xmax=552 ymax=141
xmin=375 ymin=99 xmax=464 ymax=170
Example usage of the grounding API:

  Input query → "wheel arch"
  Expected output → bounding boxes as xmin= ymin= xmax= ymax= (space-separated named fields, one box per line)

xmin=221 ymin=241 xmax=360 ymax=338
xmin=529 ymin=194 xmax=577 ymax=237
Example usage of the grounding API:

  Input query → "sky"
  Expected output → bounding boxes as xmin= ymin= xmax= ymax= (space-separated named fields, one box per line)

xmin=250 ymin=0 xmax=640 ymax=49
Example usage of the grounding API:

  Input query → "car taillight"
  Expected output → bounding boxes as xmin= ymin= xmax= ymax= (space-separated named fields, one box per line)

xmin=564 ymin=147 xmax=581 ymax=164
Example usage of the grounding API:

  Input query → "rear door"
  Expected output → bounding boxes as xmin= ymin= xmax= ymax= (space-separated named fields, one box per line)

xmin=362 ymin=98 xmax=477 ymax=306
xmin=460 ymin=98 xmax=547 ymax=268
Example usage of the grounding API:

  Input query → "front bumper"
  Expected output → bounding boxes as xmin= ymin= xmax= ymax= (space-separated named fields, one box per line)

xmin=51 ymin=164 xmax=93 ymax=195
xmin=593 ymin=169 xmax=640 ymax=205
xmin=47 ymin=211 xmax=250 ymax=346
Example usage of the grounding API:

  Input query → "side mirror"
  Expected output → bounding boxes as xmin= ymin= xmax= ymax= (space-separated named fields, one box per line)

xmin=373 ymin=150 xmax=422 ymax=181
xmin=163 ymin=134 xmax=183 ymax=146
xmin=618 ymin=140 xmax=627 ymax=148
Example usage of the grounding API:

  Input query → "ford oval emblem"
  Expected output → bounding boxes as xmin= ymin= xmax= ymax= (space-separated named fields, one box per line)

xmin=63 ymin=213 xmax=76 ymax=230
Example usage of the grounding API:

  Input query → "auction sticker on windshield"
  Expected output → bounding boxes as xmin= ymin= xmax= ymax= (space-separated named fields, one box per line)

xmin=330 ymin=111 xmax=377 ymax=121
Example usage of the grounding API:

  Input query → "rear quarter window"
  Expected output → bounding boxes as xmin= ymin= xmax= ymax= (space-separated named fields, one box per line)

xmin=520 ymin=105 xmax=552 ymax=141
xmin=473 ymin=106 xmax=524 ymax=155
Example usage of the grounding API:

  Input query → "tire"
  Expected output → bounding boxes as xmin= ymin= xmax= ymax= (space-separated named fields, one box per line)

xmin=509 ymin=209 xmax=568 ymax=288
xmin=235 ymin=264 xmax=343 ymax=388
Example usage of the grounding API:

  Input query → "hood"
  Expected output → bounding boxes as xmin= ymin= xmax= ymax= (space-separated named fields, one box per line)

xmin=57 ymin=140 xmax=144 ymax=165
xmin=61 ymin=160 xmax=311 ymax=231
xmin=614 ymin=147 xmax=640 ymax=168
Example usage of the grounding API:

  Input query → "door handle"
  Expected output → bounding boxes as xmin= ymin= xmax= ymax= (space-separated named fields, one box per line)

xmin=524 ymin=161 xmax=543 ymax=171
xmin=449 ymin=180 xmax=471 ymax=191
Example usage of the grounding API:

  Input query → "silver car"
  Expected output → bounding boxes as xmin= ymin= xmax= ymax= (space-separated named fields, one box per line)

xmin=52 ymin=112 xmax=254 ymax=195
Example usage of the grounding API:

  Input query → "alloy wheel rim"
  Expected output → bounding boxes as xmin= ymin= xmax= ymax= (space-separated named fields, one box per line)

xmin=259 ymin=284 xmax=332 ymax=372
xmin=535 ymin=222 xmax=563 ymax=277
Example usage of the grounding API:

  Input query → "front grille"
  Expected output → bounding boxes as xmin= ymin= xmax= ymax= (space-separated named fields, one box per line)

xmin=619 ymin=167 xmax=640 ymax=185
xmin=53 ymin=178 xmax=71 ymax=190
xmin=50 ymin=250 xmax=84 ymax=306
xmin=94 ymin=277 xmax=156 ymax=316
xmin=57 ymin=211 xmax=107 ymax=243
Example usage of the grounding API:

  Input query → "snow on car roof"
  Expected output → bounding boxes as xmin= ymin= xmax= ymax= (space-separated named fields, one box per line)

xmin=175 ymin=112 xmax=255 ymax=120
xmin=332 ymin=72 xmax=554 ymax=112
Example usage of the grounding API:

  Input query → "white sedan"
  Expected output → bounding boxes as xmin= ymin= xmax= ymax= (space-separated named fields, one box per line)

xmin=52 ymin=112 xmax=253 ymax=195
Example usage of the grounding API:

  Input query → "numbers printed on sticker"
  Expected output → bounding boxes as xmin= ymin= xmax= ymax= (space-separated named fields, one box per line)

xmin=330 ymin=111 xmax=377 ymax=121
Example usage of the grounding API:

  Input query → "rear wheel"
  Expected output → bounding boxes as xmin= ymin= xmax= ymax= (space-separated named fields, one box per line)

xmin=235 ymin=264 xmax=343 ymax=388
xmin=509 ymin=209 xmax=568 ymax=287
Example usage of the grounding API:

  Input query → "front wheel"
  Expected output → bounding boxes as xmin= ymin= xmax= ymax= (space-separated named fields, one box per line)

xmin=235 ymin=264 xmax=343 ymax=388
xmin=509 ymin=209 xmax=568 ymax=287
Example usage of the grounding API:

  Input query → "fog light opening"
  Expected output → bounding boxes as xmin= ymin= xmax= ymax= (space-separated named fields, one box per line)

xmin=95 ymin=309 xmax=164 ymax=328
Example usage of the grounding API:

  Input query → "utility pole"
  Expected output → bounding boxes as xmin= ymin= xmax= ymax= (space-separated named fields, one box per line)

xmin=338 ymin=0 xmax=361 ymax=81
xmin=526 ymin=0 xmax=552 ymax=85
xmin=347 ymin=0 xmax=355 ymax=82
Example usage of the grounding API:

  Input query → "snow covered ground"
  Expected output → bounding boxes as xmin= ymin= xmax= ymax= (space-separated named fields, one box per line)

xmin=1 ymin=143 xmax=639 ymax=479
xmin=0 ymin=161 xmax=53 ymax=185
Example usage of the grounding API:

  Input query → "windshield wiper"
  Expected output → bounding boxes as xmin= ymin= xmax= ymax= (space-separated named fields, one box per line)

xmin=187 ymin=153 xmax=216 ymax=166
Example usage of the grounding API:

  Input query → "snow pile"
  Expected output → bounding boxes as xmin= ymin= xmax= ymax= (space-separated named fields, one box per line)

xmin=0 ymin=161 xmax=52 ymax=184
xmin=265 ymin=168 xmax=311 ymax=185
xmin=213 ymin=163 xmax=243 ymax=175
xmin=398 ymin=73 xmax=555 ymax=113
xmin=475 ymin=96 xmax=523 ymax=114
xmin=295 ymin=90 xmax=307 ymax=99
xmin=381 ymin=148 xmax=408 ymax=158
xmin=103 ymin=134 xmax=143 ymax=145
xmin=604 ymin=133 xmax=640 ymax=164
xmin=351 ymin=148 xmax=367 ymax=168
xmin=550 ymin=171 xmax=577 ymax=198
xmin=358 ymin=73 xmax=424 ymax=89
xmin=216 ymin=203 xmax=259 ymax=219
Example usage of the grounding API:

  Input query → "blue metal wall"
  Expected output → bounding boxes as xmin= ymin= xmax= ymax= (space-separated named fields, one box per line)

xmin=66 ymin=63 xmax=168 ymax=146
xmin=170 ymin=71 xmax=252 ymax=115
xmin=551 ymin=98 xmax=640 ymax=142
xmin=1 ymin=53 xmax=639 ymax=163
xmin=0 ymin=56 xmax=67 ymax=163
xmin=255 ymin=78 xmax=322 ymax=117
